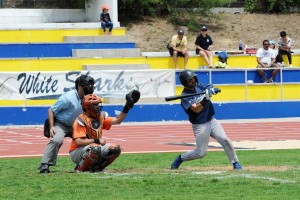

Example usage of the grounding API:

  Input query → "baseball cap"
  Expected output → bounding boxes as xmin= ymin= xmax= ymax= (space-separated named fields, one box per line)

xmin=201 ymin=25 xmax=207 ymax=31
xmin=177 ymin=29 xmax=184 ymax=35
xmin=269 ymin=40 xmax=275 ymax=45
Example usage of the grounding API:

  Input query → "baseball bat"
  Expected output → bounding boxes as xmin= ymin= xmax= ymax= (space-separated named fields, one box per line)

xmin=165 ymin=92 xmax=205 ymax=101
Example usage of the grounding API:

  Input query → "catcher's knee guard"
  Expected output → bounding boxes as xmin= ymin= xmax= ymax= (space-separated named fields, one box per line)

xmin=108 ymin=144 xmax=121 ymax=157
xmin=77 ymin=146 xmax=101 ymax=172
xmin=94 ymin=145 xmax=121 ymax=171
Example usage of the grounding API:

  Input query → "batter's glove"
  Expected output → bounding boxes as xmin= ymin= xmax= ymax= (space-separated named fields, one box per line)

xmin=204 ymin=88 xmax=221 ymax=101
xmin=209 ymin=88 xmax=221 ymax=95
xmin=123 ymin=90 xmax=140 ymax=113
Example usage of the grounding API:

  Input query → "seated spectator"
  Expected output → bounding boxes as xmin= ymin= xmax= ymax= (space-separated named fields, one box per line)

xmin=195 ymin=25 xmax=213 ymax=68
xmin=256 ymin=40 xmax=280 ymax=83
xmin=169 ymin=29 xmax=189 ymax=69
xmin=100 ymin=4 xmax=113 ymax=35
xmin=269 ymin=40 xmax=286 ymax=67
xmin=277 ymin=31 xmax=293 ymax=67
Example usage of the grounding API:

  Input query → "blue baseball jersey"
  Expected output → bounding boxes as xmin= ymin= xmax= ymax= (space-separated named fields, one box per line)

xmin=181 ymin=84 xmax=215 ymax=124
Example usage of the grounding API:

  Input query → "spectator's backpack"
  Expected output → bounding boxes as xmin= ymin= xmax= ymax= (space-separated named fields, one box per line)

xmin=214 ymin=51 xmax=229 ymax=68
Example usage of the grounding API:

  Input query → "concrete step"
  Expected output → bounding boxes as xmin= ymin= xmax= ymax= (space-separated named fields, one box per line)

xmin=72 ymin=48 xmax=142 ymax=58
xmin=64 ymin=35 xmax=133 ymax=43
xmin=83 ymin=64 xmax=150 ymax=70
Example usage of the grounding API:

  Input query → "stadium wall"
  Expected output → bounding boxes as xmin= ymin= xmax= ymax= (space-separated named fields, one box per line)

xmin=2 ymin=101 xmax=300 ymax=126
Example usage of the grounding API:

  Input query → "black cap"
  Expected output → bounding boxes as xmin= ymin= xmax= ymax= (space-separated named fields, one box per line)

xmin=201 ymin=25 xmax=207 ymax=31
xmin=178 ymin=29 xmax=184 ymax=35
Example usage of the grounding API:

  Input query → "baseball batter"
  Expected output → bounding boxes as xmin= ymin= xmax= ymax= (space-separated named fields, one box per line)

xmin=171 ymin=69 xmax=242 ymax=170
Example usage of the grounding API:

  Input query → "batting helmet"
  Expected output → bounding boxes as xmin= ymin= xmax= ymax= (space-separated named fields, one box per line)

xmin=82 ymin=94 xmax=102 ymax=118
xmin=102 ymin=4 xmax=109 ymax=10
xmin=179 ymin=69 xmax=198 ymax=87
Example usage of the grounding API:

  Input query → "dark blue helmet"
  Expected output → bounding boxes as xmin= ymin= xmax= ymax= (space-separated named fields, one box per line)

xmin=179 ymin=69 xmax=198 ymax=87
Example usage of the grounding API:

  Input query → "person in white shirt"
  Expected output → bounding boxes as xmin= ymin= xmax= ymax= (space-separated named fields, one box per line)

xmin=277 ymin=31 xmax=293 ymax=67
xmin=256 ymin=40 xmax=279 ymax=83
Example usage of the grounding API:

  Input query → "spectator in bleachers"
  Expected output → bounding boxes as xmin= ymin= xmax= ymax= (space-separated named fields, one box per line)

xmin=195 ymin=25 xmax=213 ymax=68
xmin=256 ymin=40 xmax=280 ymax=83
xmin=100 ymin=4 xmax=113 ymax=35
xmin=169 ymin=29 xmax=189 ymax=69
xmin=277 ymin=31 xmax=293 ymax=67
xmin=269 ymin=40 xmax=286 ymax=67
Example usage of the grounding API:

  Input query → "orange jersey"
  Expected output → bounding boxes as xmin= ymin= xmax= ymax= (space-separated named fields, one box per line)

xmin=69 ymin=113 xmax=113 ymax=152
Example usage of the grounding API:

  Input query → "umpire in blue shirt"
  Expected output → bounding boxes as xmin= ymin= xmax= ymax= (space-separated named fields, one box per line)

xmin=39 ymin=75 xmax=95 ymax=173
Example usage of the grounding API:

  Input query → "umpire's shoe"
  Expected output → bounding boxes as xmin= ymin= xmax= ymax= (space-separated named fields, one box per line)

xmin=38 ymin=164 xmax=50 ymax=173
xmin=233 ymin=162 xmax=242 ymax=170
xmin=171 ymin=155 xmax=183 ymax=170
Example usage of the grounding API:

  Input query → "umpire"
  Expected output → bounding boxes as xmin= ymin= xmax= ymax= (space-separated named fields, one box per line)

xmin=38 ymin=74 xmax=95 ymax=173
xmin=171 ymin=69 xmax=242 ymax=170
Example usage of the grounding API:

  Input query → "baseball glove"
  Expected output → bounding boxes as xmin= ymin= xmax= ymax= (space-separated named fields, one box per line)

xmin=125 ymin=90 xmax=140 ymax=108
xmin=123 ymin=90 xmax=141 ymax=113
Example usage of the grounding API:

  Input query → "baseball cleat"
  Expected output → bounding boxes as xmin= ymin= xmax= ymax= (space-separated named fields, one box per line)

xmin=39 ymin=164 xmax=50 ymax=173
xmin=233 ymin=162 xmax=242 ymax=170
xmin=171 ymin=155 xmax=183 ymax=170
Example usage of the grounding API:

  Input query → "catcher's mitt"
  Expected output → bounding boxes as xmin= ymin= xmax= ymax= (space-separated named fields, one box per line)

xmin=125 ymin=90 xmax=140 ymax=108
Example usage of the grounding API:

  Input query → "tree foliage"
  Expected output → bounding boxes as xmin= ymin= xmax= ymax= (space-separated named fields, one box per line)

xmin=244 ymin=0 xmax=297 ymax=13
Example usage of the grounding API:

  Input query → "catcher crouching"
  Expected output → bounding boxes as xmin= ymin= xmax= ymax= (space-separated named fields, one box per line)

xmin=69 ymin=90 xmax=140 ymax=172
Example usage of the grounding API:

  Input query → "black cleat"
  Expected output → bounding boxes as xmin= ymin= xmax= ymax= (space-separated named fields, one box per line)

xmin=39 ymin=164 xmax=50 ymax=173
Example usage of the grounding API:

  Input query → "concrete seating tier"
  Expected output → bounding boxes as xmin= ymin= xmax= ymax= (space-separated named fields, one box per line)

xmin=0 ymin=42 xmax=136 ymax=58
xmin=64 ymin=35 xmax=133 ymax=43
xmin=72 ymin=48 xmax=142 ymax=58
xmin=0 ymin=27 xmax=126 ymax=43
xmin=83 ymin=64 xmax=150 ymax=70
xmin=0 ymin=56 xmax=299 ymax=72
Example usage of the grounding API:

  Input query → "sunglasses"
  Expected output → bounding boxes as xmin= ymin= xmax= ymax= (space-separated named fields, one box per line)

xmin=263 ymin=43 xmax=270 ymax=46
xmin=201 ymin=29 xmax=207 ymax=31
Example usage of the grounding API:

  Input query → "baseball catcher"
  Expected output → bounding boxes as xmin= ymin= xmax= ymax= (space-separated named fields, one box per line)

xmin=69 ymin=90 xmax=140 ymax=172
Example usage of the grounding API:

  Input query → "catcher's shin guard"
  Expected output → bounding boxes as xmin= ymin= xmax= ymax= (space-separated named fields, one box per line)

xmin=98 ymin=145 xmax=121 ymax=171
xmin=77 ymin=146 xmax=101 ymax=172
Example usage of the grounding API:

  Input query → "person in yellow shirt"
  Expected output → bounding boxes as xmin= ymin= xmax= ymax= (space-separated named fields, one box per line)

xmin=170 ymin=29 xmax=189 ymax=69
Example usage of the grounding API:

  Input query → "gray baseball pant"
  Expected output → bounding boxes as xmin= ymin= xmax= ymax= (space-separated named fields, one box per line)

xmin=181 ymin=118 xmax=239 ymax=164
xmin=41 ymin=122 xmax=72 ymax=165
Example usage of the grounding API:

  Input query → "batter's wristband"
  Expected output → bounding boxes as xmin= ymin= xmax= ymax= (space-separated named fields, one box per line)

xmin=200 ymin=98 xmax=209 ymax=106
xmin=94 ymin=138 xmax=100 ymax=144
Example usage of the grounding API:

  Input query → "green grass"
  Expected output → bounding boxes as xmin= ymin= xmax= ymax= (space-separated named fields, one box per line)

xmin=1 ymin=149 xmax=300 ymax=200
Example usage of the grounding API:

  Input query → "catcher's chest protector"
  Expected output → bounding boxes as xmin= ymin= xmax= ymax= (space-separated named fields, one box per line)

xmin=79 ymin=114 xmax=104 ymax=139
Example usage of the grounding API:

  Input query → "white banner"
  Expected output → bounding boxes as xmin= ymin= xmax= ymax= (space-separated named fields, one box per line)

xmin=0 ymin=70 xmax=175 ymax=100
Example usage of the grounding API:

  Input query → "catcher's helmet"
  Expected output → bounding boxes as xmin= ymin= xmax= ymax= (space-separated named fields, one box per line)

xmin=179 ymin=69 xmax=198 ymax=87
xmin=82 ymin=94 xmax=102 ymax=118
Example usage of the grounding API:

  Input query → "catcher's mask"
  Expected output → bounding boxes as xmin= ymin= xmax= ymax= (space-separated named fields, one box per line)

xmin=75 ymin=75 xmax=95 ymax=95
xmin=179 ymin=69 xmax=198 ymax=87
xmin=82 ymin=94 xmax=103 ymax=118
